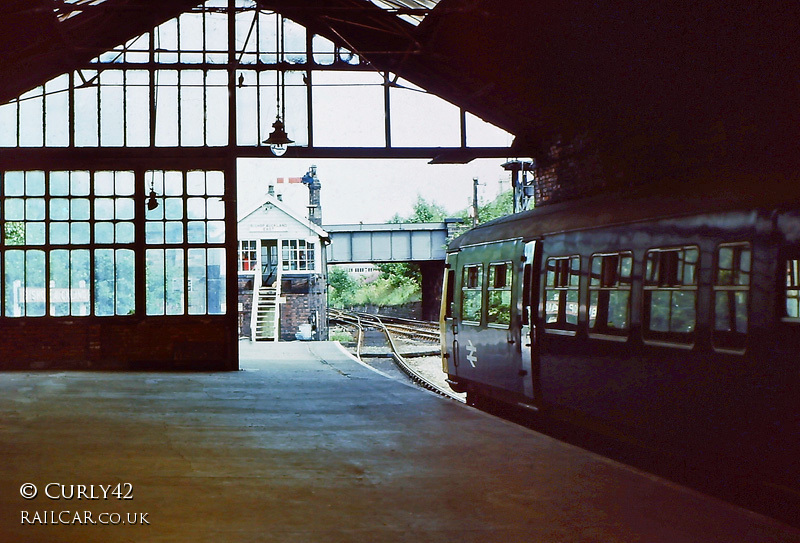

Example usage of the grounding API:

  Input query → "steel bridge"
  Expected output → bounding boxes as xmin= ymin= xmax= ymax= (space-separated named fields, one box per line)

xmin=324 ymin=221 xmax=461 ymax=320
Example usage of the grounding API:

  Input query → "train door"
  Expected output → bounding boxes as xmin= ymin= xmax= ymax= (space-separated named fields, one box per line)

xmin=519 ymin=240 xmax=540 ymax=401
xmin=455 ymin=239 xmax=523 ymax=394
xmin=441 ymin=252 xmax=460 ymax=378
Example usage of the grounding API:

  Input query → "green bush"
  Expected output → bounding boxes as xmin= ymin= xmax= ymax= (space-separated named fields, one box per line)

xmin=327 ymin=269 xmax=420 ymax=309
xmin=329 ymin=329 xmax=354 ymax=342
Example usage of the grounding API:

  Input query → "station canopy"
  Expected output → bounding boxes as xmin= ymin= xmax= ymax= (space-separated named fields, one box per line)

xmin=1 ymin=0 xmax=798 ymax=177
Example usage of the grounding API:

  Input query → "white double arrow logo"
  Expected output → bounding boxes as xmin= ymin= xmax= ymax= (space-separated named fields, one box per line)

xmin=465 ymin=340 xmax=477 ymax=367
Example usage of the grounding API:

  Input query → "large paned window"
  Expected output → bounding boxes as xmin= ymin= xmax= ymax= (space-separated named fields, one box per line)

xmin=144 ymin=170 xmax=226 ymax=316
xmin=94 ymin=248 xmax=135 ymax=316
xmin=1 ymin=170 xmax=134 ymax=317
xmin=281 ymin=240 xmax=315 ymax=271
xmin=487 ymin=262 xmax=512 ymax=327
xmin=589 ymin=252 xmax=632 ymax=336
xmin=713 ymin=243 xmax=750 ymax=352
xmin=461 ymin=264 xmax=483 ymax=323
xmin=643 ymin=246 xmax=698 ymax=343
xmin=544 ymin=256 xmax=580 ymax=331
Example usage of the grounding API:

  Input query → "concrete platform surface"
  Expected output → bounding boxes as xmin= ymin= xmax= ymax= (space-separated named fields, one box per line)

xmin=0 ymin=341 xmax=798 ymax=542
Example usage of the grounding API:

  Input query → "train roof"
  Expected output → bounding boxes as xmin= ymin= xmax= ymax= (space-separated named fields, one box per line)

xmin=448 ymin=173 xmax=800 ymax=250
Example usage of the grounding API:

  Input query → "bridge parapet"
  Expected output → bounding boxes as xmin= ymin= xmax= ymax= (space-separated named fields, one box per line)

xmin=324 ymin=222 xmax=453 ymax=263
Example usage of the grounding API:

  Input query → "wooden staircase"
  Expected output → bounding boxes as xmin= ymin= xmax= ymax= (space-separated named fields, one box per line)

xmin=252 ymin=286 xmax=280 ymax=341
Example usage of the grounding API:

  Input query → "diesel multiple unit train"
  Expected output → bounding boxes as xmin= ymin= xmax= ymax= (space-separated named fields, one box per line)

xmin=440 ymin=179 xmax=800 ymax=502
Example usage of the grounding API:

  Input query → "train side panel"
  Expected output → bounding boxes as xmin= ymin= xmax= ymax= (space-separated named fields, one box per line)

xmin=443 ymin=207 xmax=800 ymax=492
xmin=537 ymin=213 xmax=770 ymax=459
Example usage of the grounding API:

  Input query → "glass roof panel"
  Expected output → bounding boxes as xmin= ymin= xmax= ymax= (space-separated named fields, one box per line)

xmin=366 ymin=0 xmax=441 ymax=26
xmin=54 ymin=0 xmax=113 ymax=23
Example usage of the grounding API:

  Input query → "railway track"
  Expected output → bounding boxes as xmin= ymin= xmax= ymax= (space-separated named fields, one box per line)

xmin=328 ymin=309 xmax=464 ymax=403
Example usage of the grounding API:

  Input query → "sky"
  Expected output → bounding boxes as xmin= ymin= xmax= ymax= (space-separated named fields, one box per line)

xmin=237 ymin=157 xmax=514 ymax=225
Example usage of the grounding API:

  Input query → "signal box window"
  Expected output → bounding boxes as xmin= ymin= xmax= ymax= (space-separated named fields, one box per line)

xmin=544 ymin=256 xmax=580 ymax=330
xmin=282 ymin=240 xmax=315 ymax=271
xmin=238 ymin=240 xmax=257 ymax=272
xmin=487 ymin=262 xmax=513 ymax=327
xmin=785 ymin=258 xmax=800 ymax=321
xmin=713 ymin=243 xmax=750 ymax=352
xmin=589 ymin=252 xmax=632 ymax=336
xmin=643 ymin=246 xmax=698 ymax=343
xmin=461 ymin=264 xmax=483 ymax=323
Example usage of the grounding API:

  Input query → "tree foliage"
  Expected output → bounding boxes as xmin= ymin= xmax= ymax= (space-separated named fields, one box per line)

xmin=378 ymin=194 xmax=447 ymax=289
xmin=327 ymin=266 xmax=419 ymax=308
xmin=479 ymin=190 xmax=514 ymax=223
xmin=410 ymin=195 xmax=448 ymax=223
xmin=456 ymin=190 xmax=513 ymax=225
xmin=3 ymin=222 xmax=25 ymax=245
xmin=328 ymin=266 xmax=359 ymax=307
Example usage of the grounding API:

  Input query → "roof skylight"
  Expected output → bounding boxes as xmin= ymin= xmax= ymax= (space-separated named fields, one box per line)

xmin=366 ymin=0 xmax=440 ymax=26
xmin=54 ymin=0 xmax=111 ymax=23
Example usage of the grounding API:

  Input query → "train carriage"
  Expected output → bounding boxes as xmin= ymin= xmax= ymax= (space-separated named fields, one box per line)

xmin=440 ymin=179 xmax=800 ymax=501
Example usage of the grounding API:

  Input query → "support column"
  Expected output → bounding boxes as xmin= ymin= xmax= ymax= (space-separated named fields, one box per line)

xmin=419 ymin=260 xmax=446 ymax=322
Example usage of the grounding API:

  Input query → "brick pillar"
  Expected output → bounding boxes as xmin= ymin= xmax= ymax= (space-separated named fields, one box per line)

xmin=533 ymin=134 xmax=605 ymax=206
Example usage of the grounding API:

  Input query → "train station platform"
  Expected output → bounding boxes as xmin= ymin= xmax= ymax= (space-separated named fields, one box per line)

xmin=0 ymin=341 xmax=798 ymax=542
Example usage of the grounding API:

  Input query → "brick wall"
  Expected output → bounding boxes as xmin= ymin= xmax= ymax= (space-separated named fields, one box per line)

xmin=238 ymin=274 xmax=328 ymax=342
xmin=238 ymin=275 xmax=254 ymax=337
xmin=279 ymin=274 xmax=327 ymax=341
xmin=533 ymin=134 xmax=605 ymax=207
xmin=0 ymin=318 xmax=235 ymax=370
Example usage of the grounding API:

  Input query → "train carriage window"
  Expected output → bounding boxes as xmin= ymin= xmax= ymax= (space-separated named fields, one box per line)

xmin=461 ymin=264 xmax=483 ymax=324
xmin=589 ymin=252 xmax=632 ymax=336
xmin=522 ymin=263 xmax=532 ymax=326
xmin=784 ymin=258 xmax=800 ymax=320
xmin=544 ymin=255 xmax=580 ymax=332
xmin=444 ymin=268 xmax=455 ymax=319
xmin=487 ymin=261 xmax=513 ymax=327
xmin=713 ymin=243 xmax=750 ymax=352
xmin=643 ymin=246 xmax=698 ymax=344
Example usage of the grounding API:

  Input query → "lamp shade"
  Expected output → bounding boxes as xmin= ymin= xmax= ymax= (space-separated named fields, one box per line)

xmin=263 ymin=118 xmax=294 ymax=157
xmin=263 ymin=118 xmax=293 ymax=145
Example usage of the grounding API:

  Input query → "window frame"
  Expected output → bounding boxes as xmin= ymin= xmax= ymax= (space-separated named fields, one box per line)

xmin=782 ymin=256 xmax=800 ymax=323
xmin=238 ymin=240 xmax=257 ymax=273
xmin=460 ymin=263 xmax=483 ymax=325
xmin=2 ymin=170 xmax=138 ymax=319
xmin=281 ymin=239 xmax=316 ymax=272
xmin=443 ymin=266 xmax=455 ymax=320
xmin=642 ymin=245 xmax=699 ymax=347
xmin=712 ymin=242 xmax=751 ymax=354
xmin=588 ymin=251 xmax=633 ymax=340
xmin=143 ymin=170 xmax=227 ymax=317
xmin=543 ymin=255 xmax=580 ymax=335
xmin=486 ymin=260 xmax=513 ymax=328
